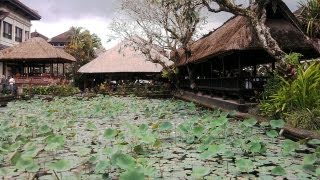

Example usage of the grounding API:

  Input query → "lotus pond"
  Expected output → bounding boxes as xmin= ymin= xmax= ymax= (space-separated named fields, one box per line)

xmin=0 ymin=96 xmax=320 ymax=179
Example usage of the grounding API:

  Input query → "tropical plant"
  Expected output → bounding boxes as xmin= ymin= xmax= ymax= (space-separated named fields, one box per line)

xmin=260 ymin=53 xmax=320 ymax=129
xmin=64 ymin=27 xmax=102 ymax=86
xmin=298 ymin=0 xmax=320 ymax=38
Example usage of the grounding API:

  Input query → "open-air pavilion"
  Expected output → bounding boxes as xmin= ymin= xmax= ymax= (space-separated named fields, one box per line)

xmin=0 ymin=37 xmax=76 ymax=86
xmin=176 ymin=1 xmax=320 ymax=104
xmin=78 ymin=41 xmax=172 ymax=89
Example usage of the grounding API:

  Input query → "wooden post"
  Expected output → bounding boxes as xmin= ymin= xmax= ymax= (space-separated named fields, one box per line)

xmin=238 ymin=54 xmax=245 ymax=104
xmin=56 ymin=63 xmax=59 ymax=77
xmin=50 ymin=62 xmax=53 ymax=77
xmin=62 ymin=63 xmax=65 ymax=77
xmin=272 ymin=62 xmax=276 ymax=71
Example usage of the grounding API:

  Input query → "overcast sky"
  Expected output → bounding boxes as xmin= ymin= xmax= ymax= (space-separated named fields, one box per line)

xmin=22 ymin=0 xmax=301 ymax=48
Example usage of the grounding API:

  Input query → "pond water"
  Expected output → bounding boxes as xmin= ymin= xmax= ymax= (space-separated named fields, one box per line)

xmin=0 ymin=96 xmax=319 ymax=179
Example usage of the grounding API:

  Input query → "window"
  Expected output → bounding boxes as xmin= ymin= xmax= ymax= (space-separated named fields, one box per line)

xmin=15 ymin=27 xmax=23 ymax=42
xmin=3 ymin=21 xmax=12 ymax=39
xmin=25 ymin=31 xmax=30 ymax=41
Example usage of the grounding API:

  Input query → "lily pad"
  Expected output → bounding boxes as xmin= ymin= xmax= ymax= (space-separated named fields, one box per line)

xmin=242 ymin=118 xmax=257 ymax=127
xmin=191 ymin=167 xmax=211 ymax=178
xmin=48 ymin=159 xmax=71 ymax=172
xmin=159 ymin=122 xmax=173 ymax=131
xmin=104 ymin=128 xmax=118 ymax=139
xmin=95 ymin=160 xmax=110 ymax=173
xmin=119 ymin=169 xmax=145 ymax=180
xmin=303 ymin=154 xmax=317 ymax=165
xmin=271 ymin=166 xmax=286 ymax=176
xmin=308 ymin=139 xmax=320 ymax=145
xmin=235 ymin=159 xmax=254 ymax=173
xmin=270 ymin=119 xmax=285 ymax=129
xmin=266 ymin=130 xmax=279 ymax=138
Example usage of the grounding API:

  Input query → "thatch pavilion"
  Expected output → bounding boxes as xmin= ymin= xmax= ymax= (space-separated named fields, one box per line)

xmin=0 ymin=37 xmax=76 ymax=86
xmin=78 ymin=41 xmax=171 ymax=88
xmin=176 ymin=0 xmax=319 ymax=103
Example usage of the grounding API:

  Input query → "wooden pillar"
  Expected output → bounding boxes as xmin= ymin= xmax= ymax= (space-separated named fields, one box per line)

xmin=272 ymin=62 xmax=276 ymax=71
xmin=62 ymin=63 xmax=65 ymax=77
xmin=26 ymin=64 xmax=29 ymax=78
xmin=50 ymin=62 xmax=53 ymax=77
xmin=222 ymin=57 xmax=225 ymax=77
xmin=56 ymin=63 xmax=59 ymax=76
xmin=42 ymin=64 xmax=45 ymax=74
xmin=238 ymin=54 xmax=245 ymax=104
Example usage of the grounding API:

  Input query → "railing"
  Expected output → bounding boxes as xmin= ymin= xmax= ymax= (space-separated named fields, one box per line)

xmin=15 ymin=76 xmax=70 ymax=87
xmin=180 ymin=77 xmax=269 ymax=92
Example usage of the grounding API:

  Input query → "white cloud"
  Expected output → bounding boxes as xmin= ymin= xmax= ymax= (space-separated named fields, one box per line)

xmin=31 ymin=16 xmax=118 ymax=48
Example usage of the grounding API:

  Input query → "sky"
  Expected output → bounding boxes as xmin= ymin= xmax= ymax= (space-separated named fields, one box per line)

xmin=22 ymin=0 xmax=301 ymax=49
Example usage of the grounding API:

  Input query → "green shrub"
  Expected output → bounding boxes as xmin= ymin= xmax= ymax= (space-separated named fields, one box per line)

xmin=261 ymin=62 xmax=320 ymax=113
xmin=24 ymin=85 xmax=80 ymax=97
xmin=260 ymin=55 xmax=320 ymax=130
xmin=285 ymin=108 xmax=320 ymax=130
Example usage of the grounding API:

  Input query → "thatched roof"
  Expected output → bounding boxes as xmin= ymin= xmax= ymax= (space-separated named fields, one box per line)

xmin=31 ymin=31 xmax=49 ymax=41
xmin=49 ymin=29 xmax=72 ymax=43
xmin=176 ymin=1 xmax=319 ymax=66
xmin=0 ymin=37 xmax=76 ymax=63
xmin=78 ymin=42 xmax=172 ymax=74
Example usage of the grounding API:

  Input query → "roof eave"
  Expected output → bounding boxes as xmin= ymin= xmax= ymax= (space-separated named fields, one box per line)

xmin=7 ymin=0 xmax=41 ymax=20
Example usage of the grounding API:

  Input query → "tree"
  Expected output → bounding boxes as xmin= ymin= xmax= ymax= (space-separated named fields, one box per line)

xmin=110 ymin=0 xmax=205 ymax=74
xmin=201 ymin=0 xmax=288 ymax=60
xmin=297 ymin=0 xmax=320 ymax=38
xmin=64 ymin=27 xmax=102 ymax=86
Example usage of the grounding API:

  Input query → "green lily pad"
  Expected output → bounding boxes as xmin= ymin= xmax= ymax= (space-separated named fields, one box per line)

xmin=119 ymin=169 xmax=145 ymax=180
xmin=48 ymin=159 xmax=71 ymax=172
xmin=243 ymin=118 xmax=257 ymax=127
xmin=316 ymin=167 xmax=320 ymax=176
xmin=249 ymin=142 xmax=262 ymax=153
xmin=266 ymin=130 xmax=279 ymax=138
xmin=193 ymin=125 xmax=205 ymax=137
xmin=45 ymin=135 xmax=65 ymax=151
xmin=211 ymin=116 xmax=228 ymax=127
xmin=95 ymin=160 xmax=110 ymax=173
xmin=16 ymin=157 xmax=39 ymax=172
xmin=191 ymin=167 xmax=211 ymax=178
xmin=270 ymin=119 xmax=285 ymax=129
xmin=115 ymin=154 xmax=136 ymax=170
xmin=235 ymin=159 xmax=254 ymax=172
xmin=308 ymin=139 xmax=320 ymax=145
xmin=139 ymin=124 xmax=148 ymax=132
xmin=38 ymin=124 xmax=52 ymax=134
xmin=303 ymin=154 xmax=317 ymax=165
xmin=159 ymin=122 xmax=173 ymax=131
xmin=282 ymin=139 xmax=298 ymax=155
xmin=271 ymin=166 xmax=287 ymax=176
xmin=104 ymin=128 xmax=118 ymax=139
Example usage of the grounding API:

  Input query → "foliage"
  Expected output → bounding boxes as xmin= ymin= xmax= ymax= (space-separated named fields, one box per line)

xmin=24 ymin=85 xmax=80 ymax=96
xmin=64 ymin=27 xmax=102 ymax=86
xmin=0 ymin=96 xmax=319 ymax=179
xmin=285 ymin=108 xmax=320 ymax=130
xmin=260 ymin=53 xmax=320 ymax=129
xmin=298 ymin=0 xmax=320 ymax=38
xmin=96 ymin=82 xmax=171 ymax=97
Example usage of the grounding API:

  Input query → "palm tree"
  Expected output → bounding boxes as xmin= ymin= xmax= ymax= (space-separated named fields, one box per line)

xmin=64 ymin=27 xmax=102 ymax=86
xmin=297 ymin=0 xmax=320 ymax=38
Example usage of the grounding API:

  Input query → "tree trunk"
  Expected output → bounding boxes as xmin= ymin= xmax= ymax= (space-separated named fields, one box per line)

xmin=248 ymin=11 xmax=286 ymax=61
